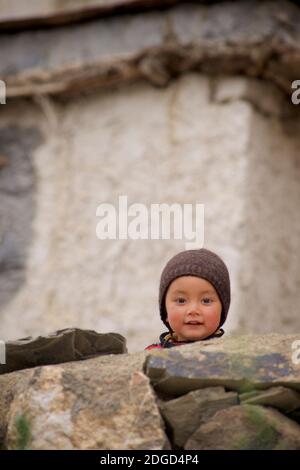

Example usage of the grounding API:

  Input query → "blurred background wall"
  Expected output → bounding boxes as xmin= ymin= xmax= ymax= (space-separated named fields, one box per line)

xmin=0 ymin=0 xmax=300 ymax=352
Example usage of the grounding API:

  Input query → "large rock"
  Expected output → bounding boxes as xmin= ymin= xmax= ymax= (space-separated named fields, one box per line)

xmin=2 ymin=352 xmax=169 ymax=449
xmin=0 ymin=328 xmax=127 ymax=375
xmin=0 ymin=368 xmax=34 ymax=446
xmin=240 ymin=386 xmax=300 ymax=413
xmin=145 ymin=334 xmax=300 ymax=397
xmin=185 ymin=404 xmax=300 ymax=450
xmin=158 ymin=386 xmax=238 ymax=448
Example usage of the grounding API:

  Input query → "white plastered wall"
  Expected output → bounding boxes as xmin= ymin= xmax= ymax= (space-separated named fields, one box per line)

xmin=0 ymin=73 xmax=299 ymax=352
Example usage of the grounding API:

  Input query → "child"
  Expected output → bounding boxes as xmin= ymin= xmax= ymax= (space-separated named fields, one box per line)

xmin=145 ymin=248 xmax=230 ymax=350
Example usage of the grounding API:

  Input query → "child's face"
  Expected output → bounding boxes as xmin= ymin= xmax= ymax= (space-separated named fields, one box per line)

xmin=165 ymin=276 xmax=222 ymax=341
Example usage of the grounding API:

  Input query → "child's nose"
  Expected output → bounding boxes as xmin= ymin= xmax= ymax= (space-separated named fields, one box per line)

xmin=187 ymin=301 xmax=202 ymax=314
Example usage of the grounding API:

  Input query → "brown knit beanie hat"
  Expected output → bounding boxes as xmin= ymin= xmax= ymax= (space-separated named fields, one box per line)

xmin=159 ymin=248 xmax=231 ymax=331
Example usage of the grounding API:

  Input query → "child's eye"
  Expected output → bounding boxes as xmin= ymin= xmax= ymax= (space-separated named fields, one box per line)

xmin=202 ymin=298 xmax=213 ymax=304
xmin=176 ymin=297 xmax=186 ymax=304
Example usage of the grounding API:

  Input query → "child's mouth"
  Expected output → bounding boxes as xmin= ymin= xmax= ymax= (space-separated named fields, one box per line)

xmin=186 ymin=321 xmax=202 ymax=325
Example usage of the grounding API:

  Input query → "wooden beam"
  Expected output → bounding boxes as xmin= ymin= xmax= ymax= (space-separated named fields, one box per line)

xmin=0 ymin=1 xmax=299 ymax=99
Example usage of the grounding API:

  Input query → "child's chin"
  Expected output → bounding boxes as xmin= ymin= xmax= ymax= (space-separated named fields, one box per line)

xmin=181 ymin=332 xmax=208 ymax=341
xmin=185 ymin=328 xmax=216 ymax=341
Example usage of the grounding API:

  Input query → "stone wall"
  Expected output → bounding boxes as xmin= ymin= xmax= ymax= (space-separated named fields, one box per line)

xmin=0 ymin=1 xmax=300 ymax=352
xmin=0 ymin=334 xmax=300 ymax=449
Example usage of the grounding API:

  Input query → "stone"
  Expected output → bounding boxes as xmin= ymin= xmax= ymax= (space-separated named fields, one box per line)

xmin=0 ymin=368 xmax=34 ymax=446
xmin=185 ymin=404 xmax=300 ymax=450
xmin=1 ymin=338 xmax=300 ymax=450
xmin=239 ymin=386 xmax=300 ymax=413
xmin=145 ymin=334 xmax=300 ymax=397
xmin=0 ymin=328 xmax=127 ymax=375
xmin=158 ymin=386 xmax=238 ymax=448
xmin=4 ymin=351 xmax=169 ymax=449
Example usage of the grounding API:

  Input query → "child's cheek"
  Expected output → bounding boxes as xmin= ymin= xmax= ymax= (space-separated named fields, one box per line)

xmin=172 ymin=305 xmax=183 ymax=315
xmin=168 ymin=306 xmax=182 ymax=321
